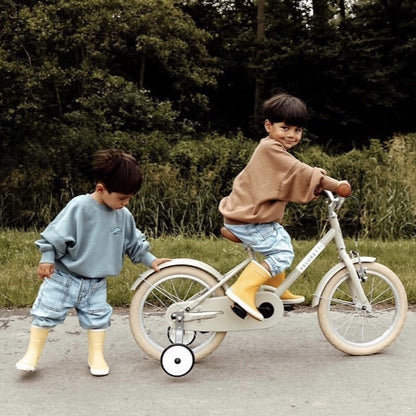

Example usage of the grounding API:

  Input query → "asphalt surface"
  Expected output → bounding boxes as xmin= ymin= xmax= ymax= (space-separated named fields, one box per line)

xmin=2 ymin=307 xmax=416 ymax=416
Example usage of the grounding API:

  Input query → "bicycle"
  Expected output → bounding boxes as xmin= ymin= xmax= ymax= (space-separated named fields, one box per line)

xmin=129 ymin=191 xmax=408 ymax=377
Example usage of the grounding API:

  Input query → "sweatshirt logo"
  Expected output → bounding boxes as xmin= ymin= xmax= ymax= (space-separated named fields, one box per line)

xmin=111 ymin=226 xmax=122 ymax=235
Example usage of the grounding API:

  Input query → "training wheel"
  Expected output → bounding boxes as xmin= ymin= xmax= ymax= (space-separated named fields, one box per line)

xmin=160 ymin=344 xmax=195 ymax=377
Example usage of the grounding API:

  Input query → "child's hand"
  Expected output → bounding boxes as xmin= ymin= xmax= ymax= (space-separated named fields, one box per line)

xmin=151 ymin=258 xmax=172 ymax=272
xmin=37 ymin=263 xmax=54 ymax=280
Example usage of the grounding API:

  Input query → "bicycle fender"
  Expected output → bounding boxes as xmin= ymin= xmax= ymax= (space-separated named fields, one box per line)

xmin=311 ymin=257 xmax=376 ymax=307
xmin=130 ymin=258 xmax=223 ymax=291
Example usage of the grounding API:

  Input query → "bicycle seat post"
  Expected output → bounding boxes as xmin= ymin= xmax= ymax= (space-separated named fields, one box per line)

xmin=247 ymin=246 xmax=256 ymax=261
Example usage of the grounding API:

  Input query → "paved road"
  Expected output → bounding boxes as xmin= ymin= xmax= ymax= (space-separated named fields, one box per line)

xmin=1 ymin=307 xmax=415 ymax=416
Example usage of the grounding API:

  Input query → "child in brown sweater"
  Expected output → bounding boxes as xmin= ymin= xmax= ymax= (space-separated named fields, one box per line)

xmin=219 ymin=93 xmax=351 ymax=320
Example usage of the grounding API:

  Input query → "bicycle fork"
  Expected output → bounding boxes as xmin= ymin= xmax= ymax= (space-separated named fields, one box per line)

xmin=329 ymin=206 xmax=372 ymax=311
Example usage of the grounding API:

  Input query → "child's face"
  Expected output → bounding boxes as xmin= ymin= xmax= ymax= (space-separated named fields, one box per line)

xmin=265 ymin=120 xmax=303 ymax=150
xmin=94 ymin=184 xmax=133 ymax=210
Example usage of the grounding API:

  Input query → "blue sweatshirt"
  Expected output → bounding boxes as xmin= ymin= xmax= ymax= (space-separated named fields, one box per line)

xmin=35 ymin=194 xmax=156 ymax=278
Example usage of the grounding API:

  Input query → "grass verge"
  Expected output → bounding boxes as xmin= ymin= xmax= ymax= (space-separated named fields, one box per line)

xmin=0 ymin=230 xmax=414 ymax=308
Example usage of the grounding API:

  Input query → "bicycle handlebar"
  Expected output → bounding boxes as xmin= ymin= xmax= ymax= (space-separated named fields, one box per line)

xmin=323 ymin=179 xmax=351 ymax=204
xmin=323 ymin=190 xmax=346 ymax=212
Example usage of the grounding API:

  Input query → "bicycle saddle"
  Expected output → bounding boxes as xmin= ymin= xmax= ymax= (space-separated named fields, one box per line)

xmin=220 ymin=227 xmax=242 ymax=243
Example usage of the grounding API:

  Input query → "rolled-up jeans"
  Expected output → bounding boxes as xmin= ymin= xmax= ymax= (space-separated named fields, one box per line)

xmin=31 ymin=270 xmax=112 ymax=330
xmin=224 ymin=222 xmax=294 ymax=276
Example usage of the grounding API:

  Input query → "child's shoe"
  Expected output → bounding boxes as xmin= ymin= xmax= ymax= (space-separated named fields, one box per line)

xmin=263 ymin=272 xmax=305 ymax=304
xmin=226 ymin=261 xmax=271 ymax=321
xmin=16 ymin=326 xmax=50 ymax=372
xmin=88 ymin=329 xmax=110 ymax=376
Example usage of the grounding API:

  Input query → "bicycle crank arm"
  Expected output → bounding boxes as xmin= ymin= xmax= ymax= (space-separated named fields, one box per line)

xmin=180 ymin=310 xmax=225 ymax=321
xmin=165 ymin=292 xmax=284 ymax=332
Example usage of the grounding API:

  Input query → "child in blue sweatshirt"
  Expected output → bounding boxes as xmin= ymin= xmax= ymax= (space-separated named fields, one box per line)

xmin=16 ymin=149 xmax=169 ymax=376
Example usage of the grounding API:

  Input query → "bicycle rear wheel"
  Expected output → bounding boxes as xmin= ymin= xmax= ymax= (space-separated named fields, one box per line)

xmin=129 ymin=266 xmax=226 ymax=361
xmin=317 ymin=262 xmax=407 ymax=355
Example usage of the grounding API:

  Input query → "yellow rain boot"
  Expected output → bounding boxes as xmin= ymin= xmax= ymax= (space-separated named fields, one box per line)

xmin=226 ymin=260 xmax=271 ymax=321
xmin=264 ymin=271 xmax=305 ymax=304
xmin=88 ymin=330 xmax=109 ymax=376
xmin=16 ymin=326 xmax=50 ymax=372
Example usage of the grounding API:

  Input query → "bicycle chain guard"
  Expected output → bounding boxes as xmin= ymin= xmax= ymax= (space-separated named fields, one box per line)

xmin=165 ymin=292 xmax=284 ymax=332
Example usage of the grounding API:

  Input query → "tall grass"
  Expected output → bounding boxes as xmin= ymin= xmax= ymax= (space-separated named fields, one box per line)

xmin=1 ymin=134 xmax=416 ymax=240
xmin=1 ymin=230 xmax=414 ymax=308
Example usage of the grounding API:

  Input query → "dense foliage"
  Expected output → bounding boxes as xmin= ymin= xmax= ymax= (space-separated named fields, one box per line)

xmin=0 ymin=0 xmax=415 ymax=238
xmin=183 ymin=0 xmax=416 ymax=144
xmin=1 ymin=131 xmax=415 ymax=240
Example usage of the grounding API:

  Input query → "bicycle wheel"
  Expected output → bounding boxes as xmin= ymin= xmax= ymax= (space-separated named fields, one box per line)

xmin=317 ymin=262 xmax=407 ymax=355
xmin=129 ymin=266 xmax=226 ymax=361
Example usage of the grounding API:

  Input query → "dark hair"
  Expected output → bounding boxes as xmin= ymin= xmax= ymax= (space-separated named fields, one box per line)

xmin=262 ymin=93 xmax=308 ymax=127
xmin=92 ymin=149 xmax=142 ymax=194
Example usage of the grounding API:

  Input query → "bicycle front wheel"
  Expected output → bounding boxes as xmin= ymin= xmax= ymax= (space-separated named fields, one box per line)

xmin=317 ymin=262 xmax=407 ymax=355
xmin=129 ymin=266 xmax=226 ymax=361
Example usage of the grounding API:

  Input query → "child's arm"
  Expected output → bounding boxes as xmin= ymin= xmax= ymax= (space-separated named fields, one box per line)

xmin=125 ymin=215 xmax=172 ymax=270
xmin=318 ymin=176 xmax=351 ymax=197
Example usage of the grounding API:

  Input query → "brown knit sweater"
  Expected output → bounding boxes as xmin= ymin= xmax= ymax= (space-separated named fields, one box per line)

xmin=219 ymin=137 xmax=339 ymax=224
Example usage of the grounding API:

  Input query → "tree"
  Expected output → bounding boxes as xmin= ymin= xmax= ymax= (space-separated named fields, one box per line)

xmin=0 ymin=0 xmax=217 ymax=167
xmin=255 ymin=0 xmax=416 ymax=147
xmin=183 ymin=0 xmax=259 ymax=133
xmin=0 ymin=0 xmax=218 ymax=227
xmin=254 ymin=0 xmax=265 ymax=128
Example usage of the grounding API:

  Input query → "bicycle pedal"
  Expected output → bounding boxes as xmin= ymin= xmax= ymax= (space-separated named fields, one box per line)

xmin=230 ymin=303 xmax=248 ymax=319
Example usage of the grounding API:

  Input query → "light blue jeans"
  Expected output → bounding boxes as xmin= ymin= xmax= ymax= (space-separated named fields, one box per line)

xmin=31 ymin=270 xmax=112 ymax=330
xmin=224 ymin=222 xmax=294 ymax=276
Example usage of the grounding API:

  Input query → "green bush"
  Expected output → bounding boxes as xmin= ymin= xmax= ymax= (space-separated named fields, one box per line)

xmin=0 ymin=133 xmax=415 ymax=239
xmin=285 ymin=137 xmax=416 ymax=239
xmin=131 ymin=133 xmax=416 ymax=239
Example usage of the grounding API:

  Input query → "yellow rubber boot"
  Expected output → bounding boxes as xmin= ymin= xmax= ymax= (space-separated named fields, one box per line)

xmin=264 ymin=271 xmax=305 ymax=304
xmin=226 ymin=261 xmax=271 ymax=321
xmin=88 ymin=330 xmax=110 ymax=376
xmin=16 ymin=326 xmax=50 ymax=372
